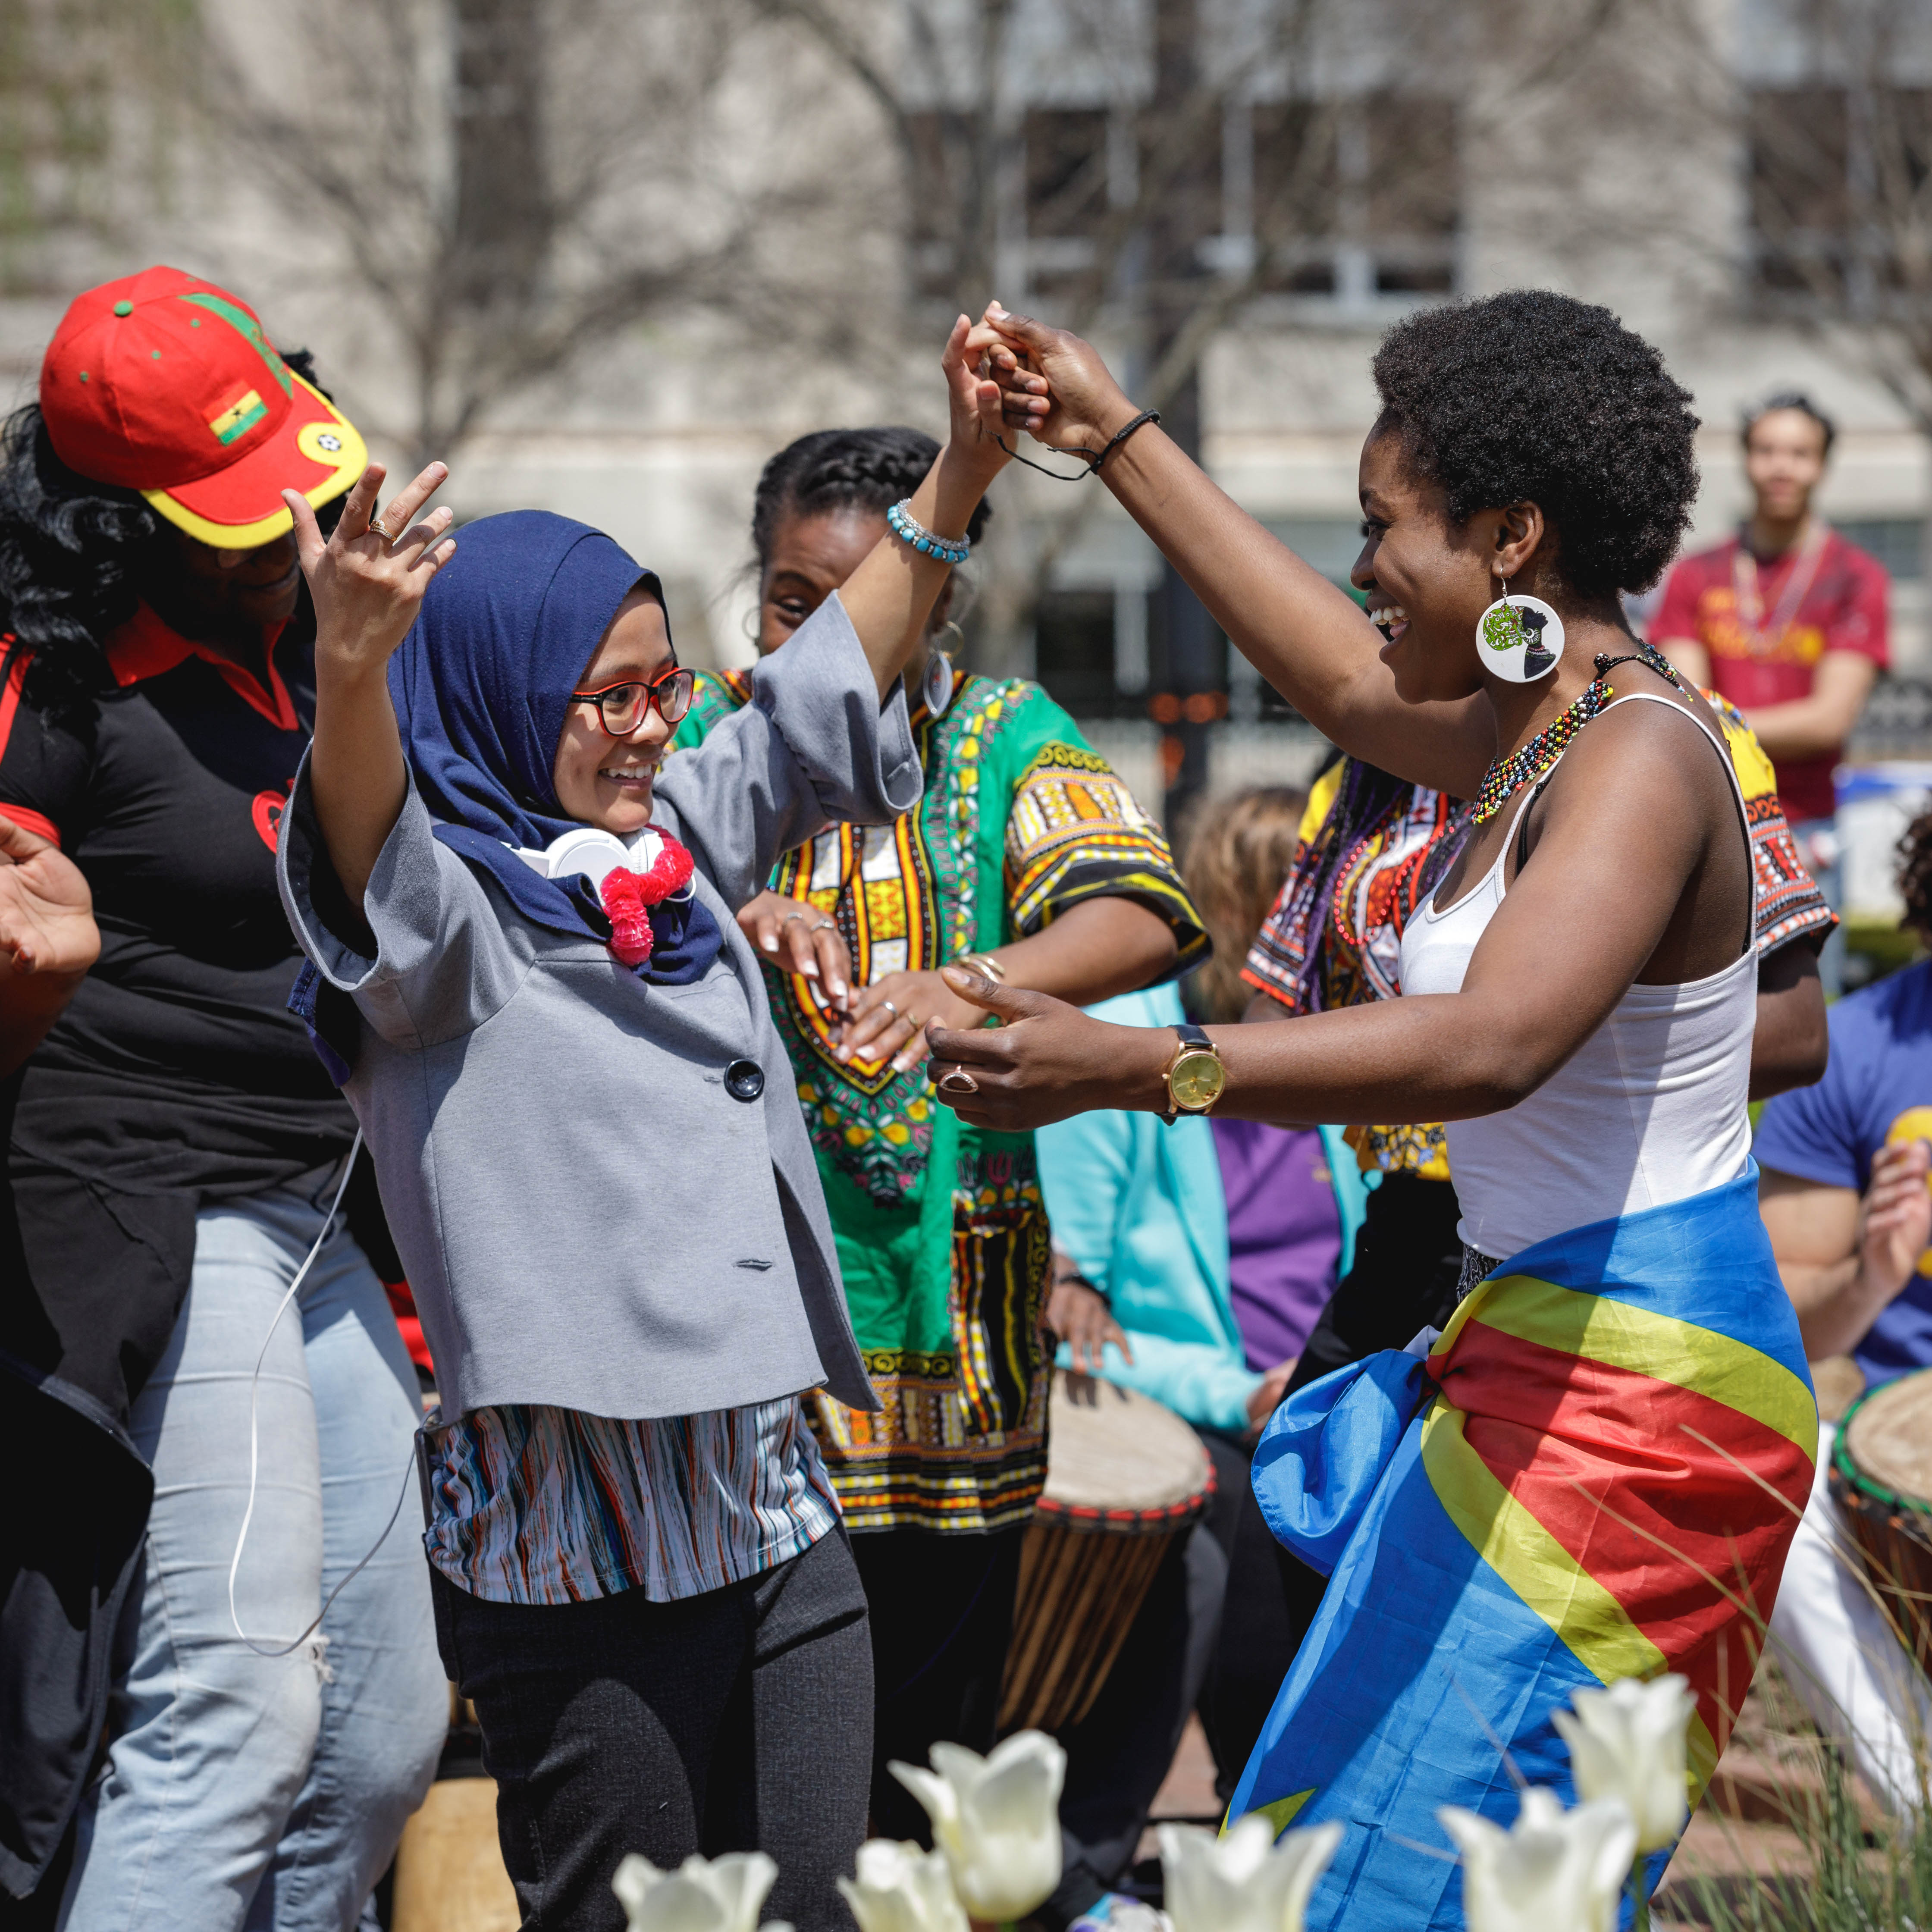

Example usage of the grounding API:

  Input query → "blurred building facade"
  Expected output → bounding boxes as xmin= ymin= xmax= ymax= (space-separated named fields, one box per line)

xmin=0 ymin=0 xmax=1926 ymax=827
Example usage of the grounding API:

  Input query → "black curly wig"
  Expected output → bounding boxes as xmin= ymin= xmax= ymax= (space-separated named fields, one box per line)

xmin=1369 ymin=291 xmax=1700 ymax=600
xmin=0 ymin=346 xmax=338 ymax=721
xmin=750 ymin=426 xmax=991 ymax=567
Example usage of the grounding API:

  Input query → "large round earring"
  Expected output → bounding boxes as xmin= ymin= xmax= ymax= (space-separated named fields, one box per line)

xmin=1476 ymin=578 xmax=1564 ymax=683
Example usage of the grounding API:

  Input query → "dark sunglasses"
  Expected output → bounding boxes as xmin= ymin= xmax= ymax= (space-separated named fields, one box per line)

xmin=570 ymin=657 xmax=696 ymax=735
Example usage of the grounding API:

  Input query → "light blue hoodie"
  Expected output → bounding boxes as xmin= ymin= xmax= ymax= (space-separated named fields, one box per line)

xmin=1034 ymin=984 xmax=1369 ymax=1433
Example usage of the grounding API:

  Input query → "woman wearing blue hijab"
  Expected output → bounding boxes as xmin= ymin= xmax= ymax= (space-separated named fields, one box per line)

xmin=276 ymin=318 xmax=1012 ymax=1932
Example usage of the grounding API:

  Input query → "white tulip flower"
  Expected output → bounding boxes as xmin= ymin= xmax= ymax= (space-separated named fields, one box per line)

xmin=1552 ymin=1674 xmax=1698 ymax=1854
xmin=612 ymin=1849 xmax=786 ymax=1932
xmin=1438 ymin=1789 xmax=1637 ymax=1932
xmin=889 ymin=1731 xmax=1066 ymax=1923
xmin=837 ymin=1838 xmax=971 ymax=1932
xmin=1157 ymin=1813 xmax=1342 ymax=1932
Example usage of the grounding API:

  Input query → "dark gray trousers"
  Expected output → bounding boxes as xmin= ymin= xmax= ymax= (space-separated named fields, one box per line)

xmin=430 ymin=1528 xmax=872 ymax=1932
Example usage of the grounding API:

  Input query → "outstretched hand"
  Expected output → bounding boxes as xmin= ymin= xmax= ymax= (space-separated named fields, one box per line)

xmin=938 ymin=311 xmax=1017 ymax=497
xmin=963 ymin=304 xmax=1141 ymax=460
xmin=0 ymin=812 xmax=97 ymax=981
xmin=923 ymin=966 xmax=1168 ymax=1129
xmin=286 ymin=461 xmax=457 ymax=681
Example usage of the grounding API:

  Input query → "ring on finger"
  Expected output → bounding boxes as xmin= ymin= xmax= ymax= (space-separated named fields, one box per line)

xmin=938 ymin=1069 xmax=979 ymax=1096
xmin=880 ymin=999 xmax=899 ymax=1019
xmin=368 ymin=514 xmax=399 ymax=545
xmin=901 ymin=1011 xmax=922 ymax=1032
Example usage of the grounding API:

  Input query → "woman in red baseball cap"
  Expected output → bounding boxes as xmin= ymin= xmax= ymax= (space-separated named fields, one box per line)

xmin=0 ymin=268 xmax=446 ymax=1930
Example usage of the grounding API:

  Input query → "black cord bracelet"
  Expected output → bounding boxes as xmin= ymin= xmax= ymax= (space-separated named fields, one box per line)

xmin=996 ymin=407 xmax=1162 ymax=483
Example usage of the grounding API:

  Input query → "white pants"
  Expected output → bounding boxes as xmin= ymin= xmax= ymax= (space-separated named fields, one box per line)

xmin=1768 ymin=1421 xmax=1932 ymax=1813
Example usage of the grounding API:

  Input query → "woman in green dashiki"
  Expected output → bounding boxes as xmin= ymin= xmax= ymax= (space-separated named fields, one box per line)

xmin=671 ymin=425 xmax=1206 ymax=1839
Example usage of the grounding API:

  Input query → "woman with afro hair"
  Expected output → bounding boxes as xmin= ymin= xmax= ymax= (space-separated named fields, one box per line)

xmin=940 ymin=292 xmax=1821 ymax=1927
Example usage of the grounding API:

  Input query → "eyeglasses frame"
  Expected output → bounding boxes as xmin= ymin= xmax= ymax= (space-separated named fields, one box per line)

xmin=569 ymin=650 xmax=695 ymax=736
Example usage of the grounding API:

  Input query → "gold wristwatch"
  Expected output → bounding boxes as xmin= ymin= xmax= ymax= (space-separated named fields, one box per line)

xmin=1160 ymin=1023 xmax=1226 ymax=1124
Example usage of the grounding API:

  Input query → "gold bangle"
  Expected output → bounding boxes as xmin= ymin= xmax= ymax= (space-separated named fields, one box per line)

xmin=957 ymin=952 xmax=1007 ymax=983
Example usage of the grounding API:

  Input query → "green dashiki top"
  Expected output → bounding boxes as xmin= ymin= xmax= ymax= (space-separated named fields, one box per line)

xmin=672 ymin=668 xmax=1206 ymax=1532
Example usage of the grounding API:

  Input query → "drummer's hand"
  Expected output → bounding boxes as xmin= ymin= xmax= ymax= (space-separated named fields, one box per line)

xmin=1859 ymin=1139 xmax=1932 ymax=1303
xmin=1046 ymin=1276 xmax=1133 ymax=1374
xmin=1246 ymin=1358 xmax=1296 ymax=1433
xmin=925 ymin=970 xmax=1168 ymax=1129
xmin=739 ymin=891 xmax=853 ymax=1008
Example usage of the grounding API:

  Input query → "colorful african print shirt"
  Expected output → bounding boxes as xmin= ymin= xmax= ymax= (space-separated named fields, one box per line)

xmin=674 ymin=668 xmax=1205 ymax=1532
xmin=421 ymin=1397 xmax=837 ymax=1605
xmin=1243 ymin=761 xmax=1464 ymax=1179
xmin=1244 ymin=696 xmax=1834 ymax=1182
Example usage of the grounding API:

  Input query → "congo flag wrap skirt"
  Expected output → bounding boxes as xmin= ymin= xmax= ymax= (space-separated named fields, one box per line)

xmin=1229 ymin=1167 xmax=1817 ymax=1932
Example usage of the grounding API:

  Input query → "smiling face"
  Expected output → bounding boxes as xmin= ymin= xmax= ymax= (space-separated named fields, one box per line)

xmin=1352 ymin=425 xmax=1519 ymax=705
xmin=155 ymin=527 xmax=304 ymax=640
xmin=756 ymin=502 xmax=950 ymax=659
xmin=551 ymin=587 xmax=675 ymax=834
xmin=1744 ymin=407 xmax=1828 ymax=526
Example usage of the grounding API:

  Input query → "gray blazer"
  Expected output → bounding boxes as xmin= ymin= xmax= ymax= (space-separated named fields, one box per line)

xmin=277 ymin=594 xmax=919 ymax=1423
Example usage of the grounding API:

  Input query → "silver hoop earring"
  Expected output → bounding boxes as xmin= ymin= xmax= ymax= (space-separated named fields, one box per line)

xmin=1476 ymin=576 xmax=1564 ymax=683
xmin=741 ymin=605 xmax=762 ymax=644
xmin=923 ymin=648 xmax=956 ymax=719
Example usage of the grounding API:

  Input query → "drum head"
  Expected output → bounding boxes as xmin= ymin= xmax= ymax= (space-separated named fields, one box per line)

xmin=1840 ymin=1367 xmax=1932 ymax=1513
xmin=1038 ymin=1370 xmax=1213 ymax=1531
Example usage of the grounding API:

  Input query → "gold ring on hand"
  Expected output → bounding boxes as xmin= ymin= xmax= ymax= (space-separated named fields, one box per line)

xmin=368 ymin=514 xmax=399 ymax=545
xmin=938 ymin=1069 xmax=979 ymax=1096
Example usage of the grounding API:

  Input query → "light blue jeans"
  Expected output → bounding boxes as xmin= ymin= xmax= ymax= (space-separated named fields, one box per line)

xmin=60 ymin=1166 xmax=447 ymax=1932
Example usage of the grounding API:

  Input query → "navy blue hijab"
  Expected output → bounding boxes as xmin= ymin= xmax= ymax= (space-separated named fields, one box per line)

xmin=387 ymin=508 xmax=721 ymax=982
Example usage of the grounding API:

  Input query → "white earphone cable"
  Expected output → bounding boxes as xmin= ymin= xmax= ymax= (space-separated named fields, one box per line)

xmin=227 ymin=1129 xmax=417 ymax=1659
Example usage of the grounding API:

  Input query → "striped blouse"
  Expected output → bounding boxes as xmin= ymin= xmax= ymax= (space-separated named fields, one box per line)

xmin=422 ymin=1397 xmax=840 ymax=1605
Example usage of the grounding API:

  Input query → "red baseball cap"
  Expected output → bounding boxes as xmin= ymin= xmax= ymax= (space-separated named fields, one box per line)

xmin=38 ymin=266 xmax=367 ymax=550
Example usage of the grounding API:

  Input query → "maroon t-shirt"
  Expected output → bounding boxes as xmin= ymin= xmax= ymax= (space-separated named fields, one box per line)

xmin=1652 ymin=527 xmax=1889 ymax=822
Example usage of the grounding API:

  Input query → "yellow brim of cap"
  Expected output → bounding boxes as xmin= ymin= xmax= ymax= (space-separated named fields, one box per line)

xmin=141 ymin=374 xmax=369 ymax=549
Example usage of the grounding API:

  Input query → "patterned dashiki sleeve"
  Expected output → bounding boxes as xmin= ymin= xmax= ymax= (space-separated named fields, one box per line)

xmin=1003 ymin=736 xmax=1208 ymax=975
xmin=1700 ymin=688 xmax=1837 ymax=957
xmin=1241 ymin=760 xmax=1346 ymax=1013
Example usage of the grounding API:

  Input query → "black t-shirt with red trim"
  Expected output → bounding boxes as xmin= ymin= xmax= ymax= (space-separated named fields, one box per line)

xmin=0 ymin=604 xmax=355 ymax=1200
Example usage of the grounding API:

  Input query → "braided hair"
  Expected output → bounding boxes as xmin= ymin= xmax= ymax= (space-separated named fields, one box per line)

xmin=750 ymin=426 xmax=992 ymax=567
xmin=0 ymin=347 xmax=337 ymax=723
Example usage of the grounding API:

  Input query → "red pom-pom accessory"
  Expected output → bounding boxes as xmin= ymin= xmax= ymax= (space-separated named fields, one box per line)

xmin=599 ymin=834 xmax=696 ymax=967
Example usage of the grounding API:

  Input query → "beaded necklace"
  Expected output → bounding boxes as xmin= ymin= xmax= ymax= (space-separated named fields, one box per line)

xmin=1471 ymin=640 xmax=1680 ymax=824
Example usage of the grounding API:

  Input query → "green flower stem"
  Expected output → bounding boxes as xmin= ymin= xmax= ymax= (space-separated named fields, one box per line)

xmin=1629 ymin=1851 xmax=1650 ymax=1932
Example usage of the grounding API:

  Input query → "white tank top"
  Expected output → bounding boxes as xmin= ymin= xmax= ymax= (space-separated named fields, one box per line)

xmin=1395 ymin=693 xmax=1757 ymax=1261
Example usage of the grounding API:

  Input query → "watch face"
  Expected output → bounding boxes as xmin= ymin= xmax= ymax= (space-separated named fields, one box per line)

xmin=1170 ymin=1049 xmax=1226 ymax=1111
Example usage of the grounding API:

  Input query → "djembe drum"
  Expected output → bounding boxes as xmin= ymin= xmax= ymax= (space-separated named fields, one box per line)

xmin=997 ymin=1370 xmax=1214 ymax=1734
xmin=1830 ymin=1367 xmax=1932 ymax=1676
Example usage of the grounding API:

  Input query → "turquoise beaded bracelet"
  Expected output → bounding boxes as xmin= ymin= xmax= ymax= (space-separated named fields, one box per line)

xmin=887 ymin=499 xmax=970 ymax=566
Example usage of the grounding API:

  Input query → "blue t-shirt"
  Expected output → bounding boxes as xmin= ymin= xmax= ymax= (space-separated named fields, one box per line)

xmin=1754 ymin=958 xmax=1932 ymax=1385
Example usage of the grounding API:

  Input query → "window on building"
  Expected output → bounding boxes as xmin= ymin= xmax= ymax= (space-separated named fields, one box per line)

xmin=1836 ymin=518 xmax=1926 ymax=582
xmin=906 ymin=110 xmax=975 ymax=300
xmin=1748 ymin=85 xmax=1932 ymax=309
xmin=1034 ymin=591 xmax=1122 ymax=718
xmin=1247 ymin=96 xmax=1457 ymax=301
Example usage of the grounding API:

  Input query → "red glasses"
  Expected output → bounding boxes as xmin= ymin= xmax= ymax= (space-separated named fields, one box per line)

xmin=570 ymin=657 xmax=696 ymax=735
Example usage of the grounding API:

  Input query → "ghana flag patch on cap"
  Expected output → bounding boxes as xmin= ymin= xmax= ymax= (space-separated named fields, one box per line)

xmin=38 ymin=265 xmax=367 ymax=549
